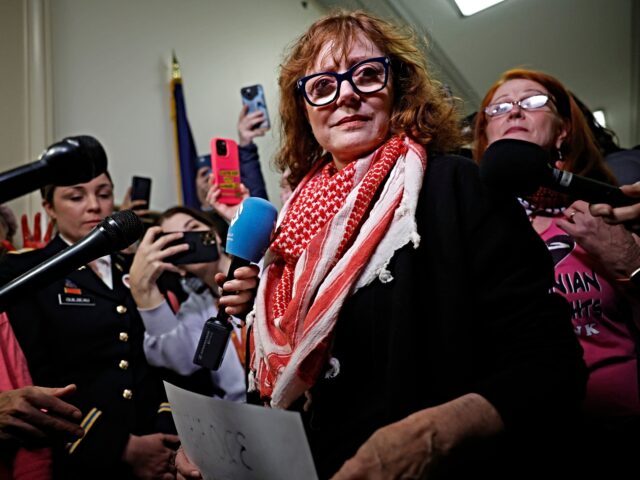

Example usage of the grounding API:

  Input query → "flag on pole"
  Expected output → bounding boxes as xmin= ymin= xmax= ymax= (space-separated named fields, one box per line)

xmin=170 ymin=52 xmax=200 ymax=208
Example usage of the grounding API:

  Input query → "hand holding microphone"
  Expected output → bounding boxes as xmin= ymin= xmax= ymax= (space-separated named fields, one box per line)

xmin=590 ymin=182 xmax=640 ymax=231
xmin=217 ymin=196 xmax=278 ymax=315
xmin=557 ymin=200 xmax=640 ymax=282
xmin=215 ymin=265 xmax=260 ymax=318
xmin=194 ymin=197 xmax=278 ymax=370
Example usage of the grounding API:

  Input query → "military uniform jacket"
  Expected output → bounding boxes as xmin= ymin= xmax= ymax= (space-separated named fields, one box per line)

xmin=0 ymin=236 xmax=174 ymax=479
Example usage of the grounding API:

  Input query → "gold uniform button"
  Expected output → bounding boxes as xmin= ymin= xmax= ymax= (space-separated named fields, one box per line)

xmin=116 ymin=305 xmax=128 ymax=314
xmin=122 ymin=389 xmax=133 ymax=400
xmin=119 ymin=332 xmax=129 ymax=342
xmin=119 ymin=360 xmax=129 ymax=370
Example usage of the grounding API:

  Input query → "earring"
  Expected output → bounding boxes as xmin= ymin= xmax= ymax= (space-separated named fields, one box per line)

xmin=557 ymin=148 xmax=563 ymax=160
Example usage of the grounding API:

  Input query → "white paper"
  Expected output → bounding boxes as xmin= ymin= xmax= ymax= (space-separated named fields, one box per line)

xmin=164 ymin=382 xmax=318 ymax=480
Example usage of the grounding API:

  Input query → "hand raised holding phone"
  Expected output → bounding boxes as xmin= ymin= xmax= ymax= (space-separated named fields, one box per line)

xmin=129 ymin=227 xmax=190 ymax=309
xmin=130 ymin=176 xmax=152 ymax=210
xmin=240 ymin=84 xmax=270 ymax=132
xmin=206 ymin=182 xmax=250 ymax=223
xmin=238 ymin=105 xmax=268 ymax=147
xmin=210 ymin=138 xmax=243 ymax=207
xmin=119 ymin=176 xmax=152 ymax=222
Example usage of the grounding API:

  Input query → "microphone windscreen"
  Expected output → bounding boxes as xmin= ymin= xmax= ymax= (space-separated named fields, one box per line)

xmin=226 ymin=197 xmax=278 ymax=262
xmin=480 ymin=139 xmax=552 ymax=197
xmin=99 ymin=210 xmax=144 ymax=251
xmin=44 ymin=135 xmax=108 ymax=186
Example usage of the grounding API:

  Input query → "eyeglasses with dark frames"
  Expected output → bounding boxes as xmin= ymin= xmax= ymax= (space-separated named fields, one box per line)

xmin=484 ymin=94 xmax=554 ymax=117
xmin=296 ymin=56 xmax=391 ymax=107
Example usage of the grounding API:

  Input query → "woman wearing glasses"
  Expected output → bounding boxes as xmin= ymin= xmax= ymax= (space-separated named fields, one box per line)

xmin=177 ymin=12 xmax=586 ymax=480
xmin=474 ymin=68 xmax=640 ymax=477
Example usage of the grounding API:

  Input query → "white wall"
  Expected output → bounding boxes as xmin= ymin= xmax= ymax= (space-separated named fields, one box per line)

xmin=49 ymin=0 xmax=326 ymax=211
xmin=0 ymin=0 xmax=28 ymax=227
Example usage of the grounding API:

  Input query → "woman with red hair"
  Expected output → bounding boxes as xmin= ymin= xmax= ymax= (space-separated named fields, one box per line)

xmin=178 ymin=13 xmax=587 ymax=480
xmin=474 ymin=68 xmax=640 ymax=476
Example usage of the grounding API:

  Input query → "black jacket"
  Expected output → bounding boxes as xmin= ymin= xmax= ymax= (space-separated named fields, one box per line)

xmin=303 ymin=154 xmax=587 ymax=478
xmin=0 ymin=237 xmax=175 ymax=479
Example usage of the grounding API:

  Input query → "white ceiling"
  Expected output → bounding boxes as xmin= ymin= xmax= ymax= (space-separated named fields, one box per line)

xmin=316 ymin=0 xmax=639 ymax=147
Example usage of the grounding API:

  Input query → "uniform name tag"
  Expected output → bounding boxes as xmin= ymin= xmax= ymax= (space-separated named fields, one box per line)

xmin=58 ymin=293 xmax=96 ymax=306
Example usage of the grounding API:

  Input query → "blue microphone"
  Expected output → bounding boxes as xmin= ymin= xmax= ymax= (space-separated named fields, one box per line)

xmin=226 ymin=197 xmax=278 ymax=263
xmin=194 ymin=197 xmax=278 ymax=370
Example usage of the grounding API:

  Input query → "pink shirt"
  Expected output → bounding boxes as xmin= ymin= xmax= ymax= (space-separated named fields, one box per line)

xmin=540 ymin=221 xmax=640 ymax=416
xmin=0 ymin=312 xmax=52 ymax=480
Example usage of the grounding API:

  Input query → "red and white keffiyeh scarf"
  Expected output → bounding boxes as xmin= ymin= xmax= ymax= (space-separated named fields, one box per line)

xmin=249 ymin=135 xmax=427 ymax=408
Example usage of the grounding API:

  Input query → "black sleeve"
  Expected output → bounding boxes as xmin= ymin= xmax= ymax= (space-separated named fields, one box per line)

xmin=436 ymin=156 xmax=587 ymax=431
xmin=0 ymin=251 xmax=44 ymax=287
xmin=238 ymin=143 xmax=269 ymax=200
xmin=5 ymin=300 xmax=55 ymax=386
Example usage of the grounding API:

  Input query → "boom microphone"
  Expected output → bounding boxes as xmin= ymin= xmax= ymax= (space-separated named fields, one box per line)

xmin=0 ymin=210 xmax=143 ymax=311
xmin=480 ymin=139 xmax=637 ymax=207
xmin=194 ymin=197 xmax=278 ymax=370
xmin=0 ymin=135 xmax=108 ymax=203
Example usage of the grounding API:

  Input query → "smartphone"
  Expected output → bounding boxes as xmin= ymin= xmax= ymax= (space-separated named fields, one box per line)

xmin=211 ymin=137 xmax=242 ymax=205
xmin=240 ymin=84 xmax=270 ymax=130
xmin=161 ymin=230 xmax=220 ymax=265
xmin=131 ymin=176 xmax=152 ymax=209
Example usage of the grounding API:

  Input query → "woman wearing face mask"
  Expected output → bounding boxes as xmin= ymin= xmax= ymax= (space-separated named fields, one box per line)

xmin=177 ymin=11 xmax=587 ymax=480
xmin=474 ymin=68 xmax=640 ymax=477
xmin=0 ymin=170 xmax=187 ymax=479
xmin=129 ymin=206 xmax=248 ymax=402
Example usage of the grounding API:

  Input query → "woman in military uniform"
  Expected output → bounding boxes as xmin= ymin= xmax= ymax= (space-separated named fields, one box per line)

xmin=0 ymin=172 xmax=179 ymax=479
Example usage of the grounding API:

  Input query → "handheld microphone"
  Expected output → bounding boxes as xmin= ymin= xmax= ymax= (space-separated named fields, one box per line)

xmin=194 ymin=197 xmax=278 ymax=370
xmin=0 ymin=210 xmax=143 ymax=311
xmin=0 ymin=135 xmax=108 ymax=204
xmin=480 ymin=139 xmax=638 ymax=207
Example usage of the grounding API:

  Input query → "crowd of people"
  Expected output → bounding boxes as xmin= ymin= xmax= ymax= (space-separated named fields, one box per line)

xmin=1 ymin=8 xmax=639 ymax=480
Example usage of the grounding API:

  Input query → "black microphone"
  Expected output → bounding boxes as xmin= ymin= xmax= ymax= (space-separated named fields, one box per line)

xmin=480 ymin=139 xmax=638 ymax=207
xmin=0 ymin=135 xmax=108 ymax=204
xmin=0 ymin=210 xmax=143 ymax=311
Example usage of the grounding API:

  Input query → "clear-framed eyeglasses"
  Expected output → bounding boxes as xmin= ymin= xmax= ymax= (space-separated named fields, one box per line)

xmin=484 ymin=94 xmax=553 ymax=117
xmin=296 ymin=56 xmax=391 ymax=107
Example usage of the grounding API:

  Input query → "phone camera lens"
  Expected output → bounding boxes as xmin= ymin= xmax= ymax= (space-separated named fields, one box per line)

xmin=216 ymin=139 xmax=227 ymax=156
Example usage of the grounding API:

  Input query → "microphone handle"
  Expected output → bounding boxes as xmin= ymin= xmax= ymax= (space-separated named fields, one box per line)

xmin=218 ymin=256 xmax=251 ymax=323
xmin=549 ymin=169 xmax=638 ymax=207
xmin=193 ymin=255 xmax=251 ymax=370
xmin=0 ymin=160 xmax=48 ymax=204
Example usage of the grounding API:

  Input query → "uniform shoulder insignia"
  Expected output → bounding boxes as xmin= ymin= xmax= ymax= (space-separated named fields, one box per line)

xmin=7 ymin=248 xmax=37 ymax=255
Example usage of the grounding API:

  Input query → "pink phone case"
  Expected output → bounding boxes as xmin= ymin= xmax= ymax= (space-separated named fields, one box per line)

xmin=210 ymin=137 xmax=242 ymax=205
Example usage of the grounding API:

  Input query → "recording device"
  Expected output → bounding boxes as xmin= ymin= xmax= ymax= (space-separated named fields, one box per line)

xmin=0 ymin=135 xmax=108 ymax=204
xmin=193 ymin=197 xmax=278 ymax=370
xmin=130 ymin=176 xmax=152 ymax=210
xmin=480 ymin=139 xmax=638 ymax=207
xmin=211 ymin=137 xmax=242 ymax=206
xmin=160 ymin=230 xmax=219 ymax=265
xmin=0 ymin=210 xmax=143 ymax=310
xmin=240 ymin=84 xmax=270 ymax=130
